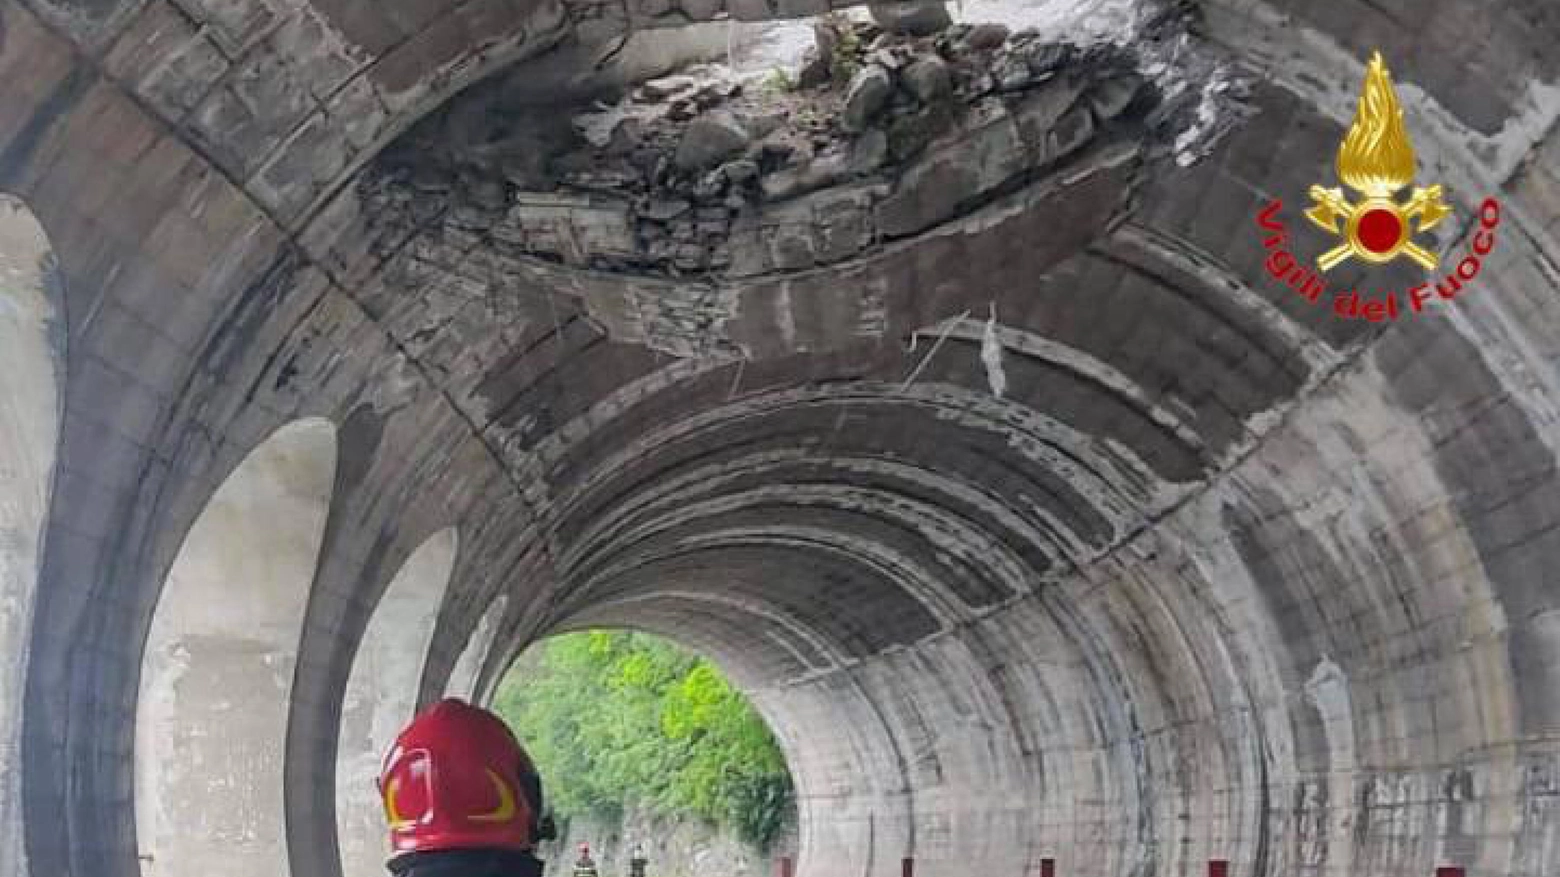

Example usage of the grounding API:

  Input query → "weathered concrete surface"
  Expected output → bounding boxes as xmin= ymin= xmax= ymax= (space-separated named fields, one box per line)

xmin=0 ymin=197 xmax=60 ymax=877
xmin=1 ymin=0 xmax=1559 ymax=876
xmin=445 ymin=593 xmax=509 ymax=701
xmin=335 ymin=528 xmax=457 ymax=877
xmin=133 ymin=419 xmax=336 ymax=877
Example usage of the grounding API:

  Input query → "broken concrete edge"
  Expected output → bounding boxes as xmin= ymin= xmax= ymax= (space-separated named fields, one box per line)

xmin=463 ymin=138 xmax=1142 ymax=360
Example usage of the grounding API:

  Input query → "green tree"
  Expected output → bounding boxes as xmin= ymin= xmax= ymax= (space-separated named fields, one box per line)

xmin=490 ymin=630 xmax=794 ymax=850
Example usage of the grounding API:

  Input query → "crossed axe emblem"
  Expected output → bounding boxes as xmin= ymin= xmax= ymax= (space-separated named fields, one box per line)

xmin=1306 ymin=184 xmax=1451 ymax=271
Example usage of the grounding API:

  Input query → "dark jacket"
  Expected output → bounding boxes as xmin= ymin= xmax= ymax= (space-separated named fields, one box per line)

xmin=389 ymin=849 xmax=545 ymax=877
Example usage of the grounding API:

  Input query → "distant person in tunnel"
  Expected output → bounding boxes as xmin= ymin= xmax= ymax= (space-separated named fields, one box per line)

xmin=379 ymin=698 xmax=557 ymax=877
xmin=571 ymin=842 xmax=600 ymax=877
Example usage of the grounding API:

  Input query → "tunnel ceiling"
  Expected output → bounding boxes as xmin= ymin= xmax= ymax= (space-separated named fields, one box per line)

xmin=5 ymin=0 xmax=1560 ymax=875
xmin=341 ymin=1 xmax=1300 ymax=676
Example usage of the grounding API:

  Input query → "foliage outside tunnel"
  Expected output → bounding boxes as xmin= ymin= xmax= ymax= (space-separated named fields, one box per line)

xmin=491 ymin=631 xmax=794 ymax=852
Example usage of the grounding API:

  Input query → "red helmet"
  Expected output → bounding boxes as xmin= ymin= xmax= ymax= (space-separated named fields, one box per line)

xmin=379 ymin=698 xmax=541 ymax=855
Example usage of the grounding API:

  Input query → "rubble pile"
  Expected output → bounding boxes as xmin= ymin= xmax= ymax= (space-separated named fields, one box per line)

xmin=365 ymin=14 xmax=1157 ymax=279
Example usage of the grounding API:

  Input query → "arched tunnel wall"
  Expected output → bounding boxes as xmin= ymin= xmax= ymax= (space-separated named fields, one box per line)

xmin=134 ymin=418 xmax=337 ymax=877
xmin=0 ymin=196 xmax=62 ymax=877
xmin=336 ymin=527 xmax=458 ymax=877
xmin=0 ymin=0 xmax=1558 ymax=876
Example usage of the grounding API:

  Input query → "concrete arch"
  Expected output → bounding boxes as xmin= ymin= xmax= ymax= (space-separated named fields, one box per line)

xmin=4 ymin=0 xmax=1560 ymax=876
xmin=133 ymin=418 xmax=337 ymax=877
xmin=448 ymin=593 xmax=510 ymax=703
xmin=335 ymin=526 xmax=460 ymax=877
xmin=0 ymin=195 xmax=62 ymax=877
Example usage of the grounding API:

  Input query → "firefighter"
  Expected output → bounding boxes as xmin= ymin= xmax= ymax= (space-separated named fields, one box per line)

xmin=572 ymin=842 xmax=600 ymax=877
xmin=379 ymin=697 xmax=557 ymax=877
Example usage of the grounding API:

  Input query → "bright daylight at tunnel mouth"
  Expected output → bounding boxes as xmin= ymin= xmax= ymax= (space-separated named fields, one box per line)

xmin=2 ymin=0 xmax=1560 ymax=874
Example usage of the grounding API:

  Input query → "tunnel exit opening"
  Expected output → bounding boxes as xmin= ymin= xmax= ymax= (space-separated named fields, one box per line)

xmin=486 ymin=628 xmax=800 ymax=877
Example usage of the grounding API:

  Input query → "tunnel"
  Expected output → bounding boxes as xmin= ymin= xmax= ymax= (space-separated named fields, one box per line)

xmin=1 ymin=0 xmax=1559 ymax=875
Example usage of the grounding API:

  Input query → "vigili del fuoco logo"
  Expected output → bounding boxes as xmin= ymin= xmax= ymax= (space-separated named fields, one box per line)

xmin=1253 ymin=52 xmax=1502 ymax=322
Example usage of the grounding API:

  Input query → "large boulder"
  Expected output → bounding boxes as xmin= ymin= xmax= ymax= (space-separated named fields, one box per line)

xmin=842 ymin=64 xmax=894 ymax=133
xmin=867 ymin=0 xmax=951 ymax=36
xmin=961 ymin=23 xmax=1011 ymax=51
xmin=848 ymin=128 xmax=889 ymax=175
xmin=903 ymin=56 xmax=952 ymax=104
xmin=761 ymin=154 xmax=850 ymax=201
xmin=676 ymin=112 xmax=752 ymax=171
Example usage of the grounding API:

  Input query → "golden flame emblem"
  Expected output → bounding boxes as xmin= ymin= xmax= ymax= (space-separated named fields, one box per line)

xmin=1306 ymin=52 xmax=1451 ymax=270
